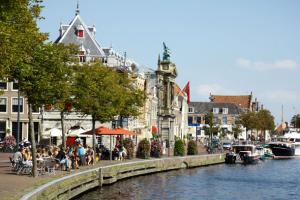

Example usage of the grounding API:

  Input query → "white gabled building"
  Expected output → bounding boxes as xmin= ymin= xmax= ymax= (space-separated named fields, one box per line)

xmin=41 ymin=5 xmax=154 ymax=145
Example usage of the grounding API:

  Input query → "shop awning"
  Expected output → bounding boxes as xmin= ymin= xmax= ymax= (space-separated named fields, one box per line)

xmin=82 ymin=126 xmax=136 ymax=135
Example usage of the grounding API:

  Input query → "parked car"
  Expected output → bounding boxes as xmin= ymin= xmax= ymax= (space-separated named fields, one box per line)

xmin=222 ymin=141 xmax=232 ymax=150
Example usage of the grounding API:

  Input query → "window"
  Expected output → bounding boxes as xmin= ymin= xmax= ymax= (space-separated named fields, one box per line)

xmin=188 ymin=107 xmax=194 ymax=113
xmin=32 ymin=105 xmax=40 ymax=113
xmin=163 ymin=65 xmax=169 ymax=70
xmin=79 ymin=51 xmax=86 ymax=63
xmin=223 ymin=116 xmax=228 ymax=124
xmin=213 ymin=107 xmax=219 ymax=114
xmin=196 ymin=117 xmax=202 ymax=124
xmin=222 ymin=108 xmax=228 ymax=114
xmin=188 ymin=116 xmax=193 ymax=125
xmin=0 ymin=98 xmax=7 ymax=112
xmin=78 ymin=30 xmax=84 ymax=37
xmin=12 ymin=122 xmax=22 ymax=142
xmin=12 ymin=97 xmax=23 ymax=113
xmin=0 ymin=82 xmax=7 ymax=90
xmin=12 ymin=81 xmax=19 ymax=90
xmin=0 ymin=121 xmax=6 ymax=140
xmin=213 ymin=116 xmax=219 ymax=124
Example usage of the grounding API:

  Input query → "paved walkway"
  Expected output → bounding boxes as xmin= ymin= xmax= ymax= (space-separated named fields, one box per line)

xmin=0 ymin=144 xmax=208 ymax=200
xmin=0 ymin=153 xmax=135 ymax=200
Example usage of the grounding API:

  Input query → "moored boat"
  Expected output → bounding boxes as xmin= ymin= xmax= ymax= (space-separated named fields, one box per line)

xmin=225 ymin=145 xmax=260 ymax=164
xmin=268 ymin=142 xmax=295 ymax=158
xmin=281 ymin=132 xmax=300 ymax=156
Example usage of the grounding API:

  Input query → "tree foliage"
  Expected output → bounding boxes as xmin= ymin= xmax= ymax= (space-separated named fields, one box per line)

xmin=237 ymin=111 xmax=257 ymax=132
xmin=291 ymin=114 xmax=300 ymax=128
xmin=73 ymin=62 xmax=121 ymax=123
xmin=115 ymin=72 xmax=146 ymax=119
xmin=0 ymin=0 xmax=47 ymax=80
xmin=204 ymin=112 xmax=219 ymax=145
xmin=232 ymin=124 xmax=243 ymax=139
xmin=256 ymin=109 xmax=275 ymax=141
xmin=0 ymin=0 xmax=78 ymax=176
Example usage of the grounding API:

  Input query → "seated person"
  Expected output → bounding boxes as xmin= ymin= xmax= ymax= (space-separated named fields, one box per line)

xmin=12 ymin=148 xmax=23 ymax=162
xmin=55 ymin=148 xmax=69 ymax=170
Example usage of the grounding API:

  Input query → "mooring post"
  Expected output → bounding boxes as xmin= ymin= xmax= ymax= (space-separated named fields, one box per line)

xmin=99 ymin=168 xmax=103 ymax=187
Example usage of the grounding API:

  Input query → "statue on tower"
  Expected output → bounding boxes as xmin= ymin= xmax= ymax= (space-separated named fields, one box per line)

xmin=162 ymin=42 xmax=171 ymax=62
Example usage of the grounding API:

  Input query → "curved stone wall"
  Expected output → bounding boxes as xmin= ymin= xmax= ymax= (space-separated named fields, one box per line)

xmin=20 ymin=154 xmax=225 ymax=200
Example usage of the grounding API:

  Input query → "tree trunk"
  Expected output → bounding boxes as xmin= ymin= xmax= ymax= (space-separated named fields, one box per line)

xmin=92 ymin=115 xmax=96 ymax=162
xmin=119 ymin=116 xmax=123 ymax=128
xmin=60 ymin=111 xmax=66 ymax=150
xmin=28 ymin=103 xmax=37 ymax=177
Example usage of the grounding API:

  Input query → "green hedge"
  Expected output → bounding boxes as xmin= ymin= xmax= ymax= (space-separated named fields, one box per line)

xmin=136 ymin=139 xmax=150 ymax=159
xmin=187 ymin=140 xmax=198 ymax=155
xmin=174 ymin=139 xmax=185 ymax=156
xmin=123 ymin=138 xmax=134 ymax=159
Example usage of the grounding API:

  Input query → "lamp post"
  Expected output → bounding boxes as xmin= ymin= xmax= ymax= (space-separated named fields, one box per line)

xmin=16 ymin=81 xmax=20 ymax=146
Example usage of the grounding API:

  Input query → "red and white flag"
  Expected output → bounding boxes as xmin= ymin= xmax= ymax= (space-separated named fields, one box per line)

xmin=182 ymin=81 xmax=190 ymax=104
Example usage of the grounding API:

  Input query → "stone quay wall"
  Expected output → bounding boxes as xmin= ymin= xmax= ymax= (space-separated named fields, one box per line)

xmin=21 ymin=154 xmax=225 ymax=200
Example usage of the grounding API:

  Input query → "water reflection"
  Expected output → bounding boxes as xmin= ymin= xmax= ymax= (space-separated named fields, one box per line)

xmin=76 ymin=159 xmax=300 ymax=200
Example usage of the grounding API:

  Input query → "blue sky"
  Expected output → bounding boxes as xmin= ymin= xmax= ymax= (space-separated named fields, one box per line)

xmin=38 ymin=0 xmax=300 ymax=125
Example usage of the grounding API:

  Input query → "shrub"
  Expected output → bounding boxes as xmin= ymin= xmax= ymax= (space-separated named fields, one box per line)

xmin=1 ymin=135 xmax=16 ymax=152
xmin=150 ymin=139 xmax=162 ymax=158
xmin=136 ymin=138 xmax=150 ymax=159
xmin=174 ymin=139 xmax=185 ymax=156
xmin=123 ymin=138 xmax=134 ymax=159
xmin=187 ymin=140 xmax=198 ymax=155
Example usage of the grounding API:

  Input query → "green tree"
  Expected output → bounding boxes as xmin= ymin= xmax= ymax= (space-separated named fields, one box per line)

xmin=238 ymin=111 xmax=257 ymax=140
xmin=204 ymin=112 xmax=219 ymax=146
xmin=232 ymin=123 xmax=243 ymax=139
xmin=43 ymin=44 xmax=78 ymax=151
xmin=291 ymin=114 xmax=300 ymax=128
xmin=114 ymin=72 xmax=146 ymax=128
xmin=0 ymin=0 xmax=46 ymax=80
xmin=0 ymin=0 xmax=68 ymax=177
xmin=73 ymin=62 xmax=121 ymax=154
xmin=256 ymin=109 xmax=275 ymax=142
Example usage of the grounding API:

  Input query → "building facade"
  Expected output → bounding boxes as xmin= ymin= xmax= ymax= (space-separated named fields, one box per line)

xmin=0 ymin=81 xmax=40 ymax=142
xmin=187 ymin=102 xmax=243 ymax=139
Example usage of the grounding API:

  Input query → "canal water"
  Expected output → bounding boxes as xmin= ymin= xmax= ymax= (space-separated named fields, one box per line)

xmin=76 ymin=158 xmax=300 ymax=200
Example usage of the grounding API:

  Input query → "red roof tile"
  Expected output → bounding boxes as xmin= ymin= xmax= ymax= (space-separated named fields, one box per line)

xmin=210 ymin=94 xmax=252 ymax=109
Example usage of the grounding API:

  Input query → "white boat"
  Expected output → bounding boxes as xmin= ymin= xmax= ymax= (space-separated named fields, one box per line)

xmin=281 ymin=132 xmax=300 ymax=156
xmin=225 ymin=145 xmax=261 ymax=164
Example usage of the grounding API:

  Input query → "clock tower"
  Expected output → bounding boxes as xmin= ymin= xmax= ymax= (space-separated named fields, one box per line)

xmin=156 ymin=43 xmax=177 ymax=155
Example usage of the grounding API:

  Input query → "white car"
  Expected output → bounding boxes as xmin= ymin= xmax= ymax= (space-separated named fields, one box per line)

xmin=222 ymin=142 xmax=232 ymax=150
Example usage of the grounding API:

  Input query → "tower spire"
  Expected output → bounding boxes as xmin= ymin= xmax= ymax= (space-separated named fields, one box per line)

xmin=75 ymin=1 xmax=80 ymax=15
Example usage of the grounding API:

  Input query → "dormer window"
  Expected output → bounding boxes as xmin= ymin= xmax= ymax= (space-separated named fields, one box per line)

xmin=188 ymin=107 xmax=194 ymax=113
xmin=222 ymin=108 xmax=228 ymax=114
xmin=213 ymin=107 xmax=219 ymax=114
xmin=76 ymin=25 xmax=84 ymax=38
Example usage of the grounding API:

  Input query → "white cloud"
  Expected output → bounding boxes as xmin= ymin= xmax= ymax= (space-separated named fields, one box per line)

xmin=236 ymin=58 xmax=300 ymax=71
